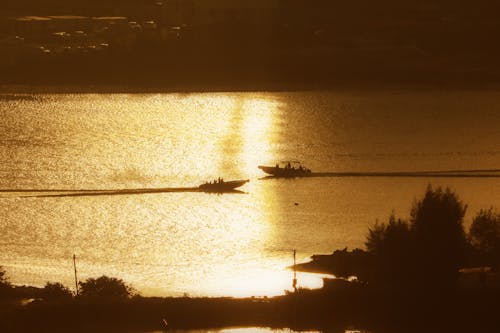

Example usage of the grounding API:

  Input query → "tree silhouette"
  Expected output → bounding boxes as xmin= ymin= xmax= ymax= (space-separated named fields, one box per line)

xmin=364 ymin=186 xmax=468 ymax=288
xmin=469 ymin=208 xmax=500 ymax=269
xmin=78 ymin=276 xmax=135 ymax=301
xmin=410 ymin=186 xmax=468 ymax=286
xmin=366 ymin=215 xmax=411 ymax=256
xmin=0 ymin=266 xmax=7 ymax=285
xmin=42 ymin=282 xmax=73 ymax=301
xmin=366 ymin=215 xmax=415 ymax=286
xmin=0 ymin=266 xmax=12 ymax=298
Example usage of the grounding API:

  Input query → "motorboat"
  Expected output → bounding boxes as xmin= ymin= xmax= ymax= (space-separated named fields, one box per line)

xmin=258 ymin=161 xmax=312 ymax=177
xmin=199 ymin=179 xmax=249 ymax=192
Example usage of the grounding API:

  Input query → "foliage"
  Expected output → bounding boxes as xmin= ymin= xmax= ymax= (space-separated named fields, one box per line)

xmin=0 ymin=266 xmax=8 ymax=286
xmin=0 ymin=266 xmax=12 ymax=298
xmin=366 ymin=215 xmax=415 ymax=285
xmin=410 ymin=185 xmax=468 ymax=285
xmin=411 ymin=186 xmax=467 ymax=247
xmin=0 ymin=266 xmax=11 ymax=290
xmin=365 ymin=186 xmax=468 ymax=288
xmin=42 ymin=282 xmax=73 ymax=301
xmin=78 ymin=276 xmax=135 ymax=301
xmin=469 ymin=208 xmax=500 ymax=268
xmin=366 ymin=215 xmax=411 ymax=256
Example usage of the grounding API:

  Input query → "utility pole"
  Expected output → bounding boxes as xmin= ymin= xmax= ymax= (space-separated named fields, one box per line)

xmin=73 ymin=254 xmax=79 ymax=296
xmin=293 ymin=249 xmax=297 ymax=292
xmin=292 ymin=249 xmax=298 ymax=328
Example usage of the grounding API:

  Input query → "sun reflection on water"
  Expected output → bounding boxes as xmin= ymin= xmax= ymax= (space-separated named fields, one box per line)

xmin=0 ymin=92 xmax=329 ymax=297
xmin=238 ymin=97 xmax=280 ymax=177
xmin=150 ymin=327 xmax=321 ymax=333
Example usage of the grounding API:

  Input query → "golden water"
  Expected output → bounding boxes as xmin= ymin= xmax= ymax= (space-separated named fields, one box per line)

xmin=1 ymin=91 xmax=500 ymax=296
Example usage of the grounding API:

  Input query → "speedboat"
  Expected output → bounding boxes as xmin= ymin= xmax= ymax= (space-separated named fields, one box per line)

xmin=258 ymin=161 xmax=312 ymax=177
xmin=199 ymin=179 xmax=249 ymax=192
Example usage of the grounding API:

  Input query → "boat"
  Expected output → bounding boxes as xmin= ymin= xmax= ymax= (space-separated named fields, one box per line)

xmin=258 ymin=161 xmax=312 ymax=177
xmin=199 ymin=178 xmax=249 ymax=192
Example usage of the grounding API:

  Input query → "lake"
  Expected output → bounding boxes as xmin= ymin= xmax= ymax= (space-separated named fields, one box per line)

xmin=146 ymin=328 xmax=320 ymax=333
xmin=1 ymin=89 xmax=500 ymax=296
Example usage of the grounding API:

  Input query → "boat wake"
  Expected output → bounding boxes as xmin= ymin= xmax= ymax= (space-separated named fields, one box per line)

xmin=0 ymin=187 xmax=244 ymax=198
xmin=1 ymin=178 xmax=249 ymax=198
xmin=260 ymin=168 xmax=500 ymax=179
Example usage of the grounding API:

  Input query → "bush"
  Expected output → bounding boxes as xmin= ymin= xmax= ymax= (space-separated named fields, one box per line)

xmin=78 ymin=276 xmax=135 ymax=301
xmin=469 ymin=208 xmax=500 ymax=268
xmin=366 ymin=215 xmax=415 ymax=286
xmin=0 ymin=266 xmax=12 ymax=298
xmin=0 ymin=266 xmax=8 ymax=286
xmin=366 ymin=215 xmax=412 ymax=256
xmin=365 ymin=186 xmax=468 ymax=288
xmin=42 ymin=282 xmax=73 ymax=301
xmin=410 ymin=186 xmax=468 ymax=285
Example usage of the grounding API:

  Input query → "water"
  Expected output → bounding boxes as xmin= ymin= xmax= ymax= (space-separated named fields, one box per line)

xmin=1 ymin=90 xmax=500 ymax=297
xmin=146 ymin=328 xmax=320 ymax=333
xmin=148 ymin=327 xmax=319 ymax=333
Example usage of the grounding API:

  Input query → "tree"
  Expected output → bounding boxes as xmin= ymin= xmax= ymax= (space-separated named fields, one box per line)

xmin=364 ymin=186 xmax=468 ymax=288
xmin=410 ymin=185 xmax=468 ymax=286
xmin=366 ymin=215 xmax=412 ymax=256
xmin=0 ymin=266 xmax=12 ymax=298
xmin=366 ymin=215 xmax=415 ymax=286
xmin=42 ymin=282 xmax=73 ymax=301
xmin=0 ymin=266 xmax=8 ymax=286
xmin=78 ymin=276 xmax=135 ymax=301
xmin=469 ymin=208 xmax=500 ymax=268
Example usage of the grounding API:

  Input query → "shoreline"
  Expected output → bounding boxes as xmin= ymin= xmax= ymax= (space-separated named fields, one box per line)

xmin=1 ymin=283 xmax=499 ymax=333
xmin=2 ymin=79 xmax=500 ymax=95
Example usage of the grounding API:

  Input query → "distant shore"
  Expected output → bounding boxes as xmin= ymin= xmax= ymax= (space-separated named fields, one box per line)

xmin=2 ymin=79 xmax=500 ymax=95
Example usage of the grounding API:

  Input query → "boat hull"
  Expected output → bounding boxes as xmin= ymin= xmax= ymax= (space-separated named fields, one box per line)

xmin=258 ymin=165 xmax=311 ymax=178
xmin=199 ymin=179 xmax=249 ymax=192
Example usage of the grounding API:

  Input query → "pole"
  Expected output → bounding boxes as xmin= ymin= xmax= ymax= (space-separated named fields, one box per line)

xmin=73 ymin=254 xmax=79 ymax=296
xmin=292 ymin=249 xmax=298 ymax=328
xmin=293 ymin=249 xmax=297 ymax=292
